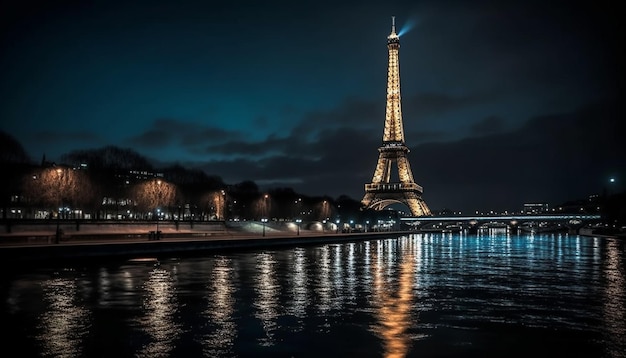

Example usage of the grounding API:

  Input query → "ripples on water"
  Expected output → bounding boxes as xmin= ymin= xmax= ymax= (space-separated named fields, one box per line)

xmin=1 ymin=232 xmax=625 ymax=357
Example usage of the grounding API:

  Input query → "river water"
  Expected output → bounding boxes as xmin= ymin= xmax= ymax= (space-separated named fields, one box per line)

xmin=1 ymin=231 xmax=624 ymax=358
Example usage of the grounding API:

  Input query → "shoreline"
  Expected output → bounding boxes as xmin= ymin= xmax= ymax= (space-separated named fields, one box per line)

xmin=0 ymin=231 xmax=407 ymax=266
xmin=1 ymin=226 xmax=622 ymax=266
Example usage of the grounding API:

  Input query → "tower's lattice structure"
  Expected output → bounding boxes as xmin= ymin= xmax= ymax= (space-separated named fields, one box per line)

xmin=362 ymin=17 xmax=431 ymax=216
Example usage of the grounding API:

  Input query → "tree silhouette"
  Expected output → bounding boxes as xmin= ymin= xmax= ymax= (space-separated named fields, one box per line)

xmin=22 ymin=166 xmax=95 ymax=218
xmin=130 ymin=179 xmax=178 ymax=218
xmin=0 ymin=130 xmax=33 ymax=219
xmin=198 ymin=190 xmax=227 ymax=220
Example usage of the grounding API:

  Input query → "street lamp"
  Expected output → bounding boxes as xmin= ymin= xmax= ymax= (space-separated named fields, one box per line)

xmin=294 ymin=197 xmax=302 ymax=219
xmin=55 ymin=168 xmax=62 ymax=244
xmin=296 ymin=218 xmax=302 ymax=235
xmin=221 ymin=189 xmax=226 ymax=221
xmin=262 ymin=194 xmax=269 ymax=236
xmin=262 ymin=218 xmax=268 ymax=237
xmin=608 ymin=177 xmax=616 ymax=196
xmin=155 ymin=180 xmax=162 ymax=239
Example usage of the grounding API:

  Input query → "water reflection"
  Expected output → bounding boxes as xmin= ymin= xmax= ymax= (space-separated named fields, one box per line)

xmin=346 ymin=242 xmax=357 ymax=302
xmin=37 ymin=276 xmax=90 ymax=358
xmin=603 ymin=239 xmax=626 ymax=357
xmin=331 ymin=245 xmax=344 ymax=310
xmin=254 ymin=252 xmax=280 ymax=346
xmin=371 ymin=237 xmax=416 ymax=358
xmin=134 ymin=267 xmax=181 ymax=358
xmin=315 ymin=245 xmax=332 ymax=315
xmin=3 ymin=233 xmax=625 ymax=357
xmin=202 ymin=256 xmax=237 ymax=357
xmin=286 ymin=247 xmax=309 ymax=330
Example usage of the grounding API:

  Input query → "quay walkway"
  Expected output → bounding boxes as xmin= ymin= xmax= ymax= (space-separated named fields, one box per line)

xmin=0 ymin=224 xmax=406 ymax=265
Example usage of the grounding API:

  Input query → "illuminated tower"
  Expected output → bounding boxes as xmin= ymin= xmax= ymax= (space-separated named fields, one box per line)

xmin=362 ymin=17 xmax=431 ymax=216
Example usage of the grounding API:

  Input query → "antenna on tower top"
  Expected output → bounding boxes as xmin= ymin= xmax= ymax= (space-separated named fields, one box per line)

xmin=391 ymin=16 xmax=396 ymax=34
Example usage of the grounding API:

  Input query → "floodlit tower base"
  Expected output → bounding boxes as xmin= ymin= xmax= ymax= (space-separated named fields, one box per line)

xmin=363 ymin=189 xmax=431 ymax=217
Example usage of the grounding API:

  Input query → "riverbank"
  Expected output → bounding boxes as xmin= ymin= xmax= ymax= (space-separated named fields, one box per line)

xmin=0 ymin=223 xmax=407 ymax=265
xmin=2 ymin=220 xmax=623 ymax=266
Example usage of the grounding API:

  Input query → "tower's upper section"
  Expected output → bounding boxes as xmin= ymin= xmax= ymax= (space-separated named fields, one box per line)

xmin=382 ymin=16 xmax=405 ymax=144
xmin=387 ymin=16 xmax=400 ymax=46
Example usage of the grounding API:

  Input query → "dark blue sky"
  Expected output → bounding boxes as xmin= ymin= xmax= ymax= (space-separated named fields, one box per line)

xmin=1 ymin=0 xmax=623 ymax=213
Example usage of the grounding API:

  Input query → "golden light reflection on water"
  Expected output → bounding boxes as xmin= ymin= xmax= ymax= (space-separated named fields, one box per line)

xmin=203 ymin=256 xmax=237 ymax=357
xmin=254 ymin=252 xmax=279 ymax=346
xmin=135 ymin=267 xmax=181 ymax=358
xmin=331 ymin=245 xmax=344 ymax=310
xmin=371 ymin=238 xmax=417 ymax=358
xmin=287 ymin=248 xmax=309 ymax=326
xmin=316 ymin=245 xmax=332 ymax=314
xmin=346 ymin=242 xmax=356 ymax=300
xmin=603 ymin=239 xmax=626 ymax=357
xmin=37 ymin=277 xmax=90 ymax=358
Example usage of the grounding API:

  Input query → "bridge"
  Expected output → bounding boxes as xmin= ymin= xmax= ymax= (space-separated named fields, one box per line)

xmin=400 ymin=214 xmax=602 ymax=233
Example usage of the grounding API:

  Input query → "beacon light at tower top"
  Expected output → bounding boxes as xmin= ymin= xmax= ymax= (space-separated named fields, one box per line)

xmin=389 ymin=15 xmax=417 ymax=38
xmin=397 ymin=18 xmax=416 ymax=37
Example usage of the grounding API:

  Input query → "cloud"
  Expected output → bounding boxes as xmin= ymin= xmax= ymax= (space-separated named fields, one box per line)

xmin=414 ymin=100 xmax=624 ymax=212
xmin=129 ymin=129 xmax=174 ymax=148
xmin=128 ymin=118 xmax=242 ymax=151
xmin=30 ymin=130 xmax=101 ymax=143
xmin=404 ymin=92 xmax=494 ymax=119
xmin=469 ymin=115 xmax=505 ymax=135
xmin=188 ymin=125 xmax=378 ymax=197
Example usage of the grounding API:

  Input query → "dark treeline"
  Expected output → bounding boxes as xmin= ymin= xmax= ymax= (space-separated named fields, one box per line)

xmin=0 ymin=130 xmax=390 ymax=225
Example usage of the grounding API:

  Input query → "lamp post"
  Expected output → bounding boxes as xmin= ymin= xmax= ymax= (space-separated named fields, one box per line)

xmin=296 ymin=218 xmax=301 ymax=235
xmin=294 ymin=197 xmax=302 ymax=219
xmin=221 ymin=189 xmax=226 ymax=221
xmin=608 ymin=177 xmax=616 ymax=195
xmin=155 ymin=180 xmax=162 ymax=239
xmin=262 ymin=194 xmax=269 ymax=236
xmin=55 ymin=168 xmax=63 ymax=244
xmin=262 ymin=218 xmax=268 ymax=237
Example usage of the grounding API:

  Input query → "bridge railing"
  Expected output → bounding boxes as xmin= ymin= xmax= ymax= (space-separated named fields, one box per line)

xmin=365 ymin=182 xmax=423 ymax=193
xmin=400 ymin=214 xmax=602 ymax=222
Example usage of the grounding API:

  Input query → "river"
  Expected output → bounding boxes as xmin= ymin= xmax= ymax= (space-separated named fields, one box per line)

xmin=1 ymin=231 xmax=624 ymax=357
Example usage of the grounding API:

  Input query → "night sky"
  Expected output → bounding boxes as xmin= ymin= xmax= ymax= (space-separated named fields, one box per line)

xmin=1 ymin=0 xmax=624 ymax=213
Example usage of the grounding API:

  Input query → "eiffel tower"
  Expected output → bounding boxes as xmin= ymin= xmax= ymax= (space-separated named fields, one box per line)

xmin=362 ymin=17 xmax=431 ymax=217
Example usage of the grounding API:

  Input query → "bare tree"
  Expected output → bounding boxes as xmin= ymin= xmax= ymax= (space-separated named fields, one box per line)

xmin=251 ymin=194 xmax=271 ymax=221
xmin=314 ymin=200 xmax=333 ymax=221
xmin=130 ymin=179 xmax=178 ymax=218
xmin=22 ymin=166 xmax=95 ymax=218
xmin=198 ymin=190 xmax=227 ymax=220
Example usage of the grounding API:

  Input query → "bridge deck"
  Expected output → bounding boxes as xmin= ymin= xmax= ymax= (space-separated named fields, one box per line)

xmin=401 ymin=214 xmax=601 ymax=222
